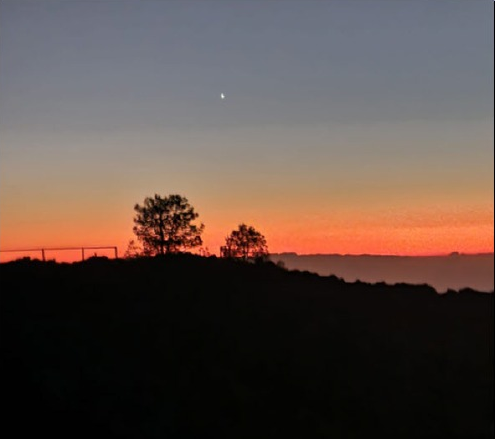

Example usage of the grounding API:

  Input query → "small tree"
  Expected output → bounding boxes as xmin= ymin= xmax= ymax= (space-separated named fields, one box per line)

xmin=221 ymin=224 xmax=268 ymax=260
xmin=123 ymin=239 xmax=154 ymax=259
xmin=132 ymin=194 xmax=204 ymax=256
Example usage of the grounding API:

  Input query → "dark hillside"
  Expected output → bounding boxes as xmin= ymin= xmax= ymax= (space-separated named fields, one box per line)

xmin=1 ymin=255 xmax=493 ymax=438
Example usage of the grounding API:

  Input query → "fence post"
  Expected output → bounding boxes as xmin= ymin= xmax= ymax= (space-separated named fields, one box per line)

xmin=114 ymin=247 xmax=118 ymax=259
xmin=81 ymin=248 xmax=85 ymax=261
xmin=41 ymin=249 xmax=45 ymax=262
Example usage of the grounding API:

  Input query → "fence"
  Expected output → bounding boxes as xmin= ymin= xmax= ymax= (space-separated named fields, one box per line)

xmin=0 ymin=246 xmax=118 ymax=262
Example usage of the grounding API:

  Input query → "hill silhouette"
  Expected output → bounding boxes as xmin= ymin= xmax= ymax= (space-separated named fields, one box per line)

xmin=1 ymin=255 xmax=493 ymax=438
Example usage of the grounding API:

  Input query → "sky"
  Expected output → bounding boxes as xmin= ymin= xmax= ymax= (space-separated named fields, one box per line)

xmin=0 ymin=0 xmax=493 ymax=261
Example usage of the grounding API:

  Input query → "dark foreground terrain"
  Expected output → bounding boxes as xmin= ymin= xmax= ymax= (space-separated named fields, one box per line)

xmin=1 ymin=255 xmax=493 ymax=438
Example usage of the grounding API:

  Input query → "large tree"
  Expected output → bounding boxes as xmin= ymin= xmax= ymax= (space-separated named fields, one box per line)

xmin=132 ymin=194 xmax=204 ymax=255
xmin=220 ymin=224 xmax=268 ymax=260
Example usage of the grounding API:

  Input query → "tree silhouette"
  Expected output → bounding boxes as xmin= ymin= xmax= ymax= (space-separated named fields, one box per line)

xmin=123 ymin=239 xmax=154 ymax=259
xmin=220 ymin=224 xmax=268 ymax=260
xmin=132 ymin=194 xmax=204 ymax=255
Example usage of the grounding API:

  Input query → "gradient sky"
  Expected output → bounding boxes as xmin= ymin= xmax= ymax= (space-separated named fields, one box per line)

xmin=0 ymin=0 xmax=493 ymax=260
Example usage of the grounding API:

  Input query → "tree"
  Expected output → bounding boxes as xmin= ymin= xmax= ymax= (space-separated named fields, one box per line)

xmin=220 ymin=224 xmax=269 ymax=260
xmin=132 ymin=194 xmax=204 ymax=255
xmin=123 ymin=239 xmax=153 ymax=259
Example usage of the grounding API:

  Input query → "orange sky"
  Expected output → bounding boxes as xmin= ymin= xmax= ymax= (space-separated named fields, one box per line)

xmin=1 ymin=147 xmax=493 ymax=262
xmin=1 ymin=196 xmax=493 ymax=262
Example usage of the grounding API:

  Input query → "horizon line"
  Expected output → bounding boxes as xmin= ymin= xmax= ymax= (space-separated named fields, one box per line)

xmin=1 ymin=246 xmax=493 ymax=259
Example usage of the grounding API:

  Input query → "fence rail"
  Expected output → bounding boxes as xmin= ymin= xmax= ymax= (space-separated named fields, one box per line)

xmin=0 ymin=246 xmax=118 ymax=262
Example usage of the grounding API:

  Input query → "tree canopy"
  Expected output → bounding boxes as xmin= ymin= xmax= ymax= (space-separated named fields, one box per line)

xmin=220 ymin=224 xmax=268 ymax=260
xmin=132 ymin=194 xmax=204 ymax=255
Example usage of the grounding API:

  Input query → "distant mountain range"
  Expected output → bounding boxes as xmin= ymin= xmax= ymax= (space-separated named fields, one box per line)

xmin=269 ymin=252 xmax=494 ymax=293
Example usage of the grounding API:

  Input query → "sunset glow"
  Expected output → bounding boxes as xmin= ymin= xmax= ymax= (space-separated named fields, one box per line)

xmin=0 ymin=1 xmax=493 ymax=262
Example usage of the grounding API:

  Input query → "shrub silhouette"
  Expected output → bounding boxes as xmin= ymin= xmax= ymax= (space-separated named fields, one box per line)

xmin=132 ymin=194 xmax=204 ymax=255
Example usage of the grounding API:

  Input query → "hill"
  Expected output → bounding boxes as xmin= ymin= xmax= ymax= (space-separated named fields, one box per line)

xmin=1 ymin=255 xmax=493 ymax=438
